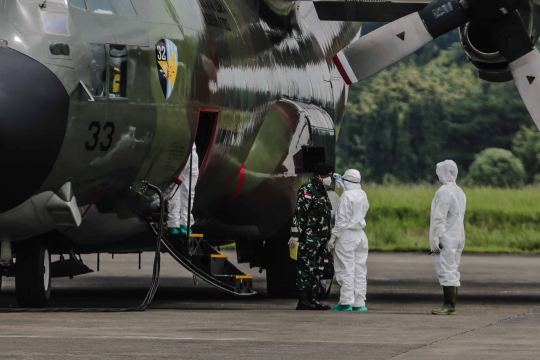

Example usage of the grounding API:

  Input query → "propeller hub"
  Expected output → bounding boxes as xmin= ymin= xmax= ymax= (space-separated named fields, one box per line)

xmin=0 ymin=47 xmax=69 ymax=213
xmin=460 ymin=22 xmax=506 ymax=63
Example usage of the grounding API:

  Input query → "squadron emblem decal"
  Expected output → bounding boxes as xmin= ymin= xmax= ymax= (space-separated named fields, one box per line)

xmin=155 ymin=39 xmax=178 ymax=100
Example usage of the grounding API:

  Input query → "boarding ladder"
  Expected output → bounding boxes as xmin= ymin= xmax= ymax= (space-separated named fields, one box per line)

xmin=149 ymin=223 xmax=256 ymax=296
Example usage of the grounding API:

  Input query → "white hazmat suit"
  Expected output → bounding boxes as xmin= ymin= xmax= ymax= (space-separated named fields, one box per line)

xmin=430 ymin=160 xmax=467 ymax=287
xmin=167 ymin=144 xmax=199 ymax=229
xmin=331 ymin=169 xmax=370 ymax=308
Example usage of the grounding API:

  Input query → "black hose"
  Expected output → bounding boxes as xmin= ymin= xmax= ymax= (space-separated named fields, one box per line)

xmin=187 ymin=150 xmax=193 ymax=236
xmin=0 ymin=181 xmax=164 ymax=312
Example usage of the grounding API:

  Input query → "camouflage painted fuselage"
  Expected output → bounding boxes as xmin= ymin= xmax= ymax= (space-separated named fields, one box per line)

xmin=0 ymin=0 xmax=360 ymax=252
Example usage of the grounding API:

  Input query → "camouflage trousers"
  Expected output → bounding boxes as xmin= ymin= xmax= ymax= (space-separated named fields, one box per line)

xmin=296 ymin=235 xmax=327 ymax=292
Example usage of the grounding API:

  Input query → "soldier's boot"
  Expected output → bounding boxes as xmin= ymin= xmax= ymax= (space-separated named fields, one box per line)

xmin=296 ymin=290 xmax=316 ymax=310
xmin=432 ymin=286 xmax=457 ymax=315
xmin=309 ymin=289 xmax=331 ymax=310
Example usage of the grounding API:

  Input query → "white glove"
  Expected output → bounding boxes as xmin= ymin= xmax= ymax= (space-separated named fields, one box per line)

xmin=327 ymin=234 xmax=337 ymax=251
xmin=431 ymin=237 xmax=441 ymax=253
xmin=288 ymin=237 xmax=299 ymax=248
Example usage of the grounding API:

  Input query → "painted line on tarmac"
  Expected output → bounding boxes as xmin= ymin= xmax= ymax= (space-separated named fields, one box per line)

xmin=0 ymin=335 xmax=253 ymax=342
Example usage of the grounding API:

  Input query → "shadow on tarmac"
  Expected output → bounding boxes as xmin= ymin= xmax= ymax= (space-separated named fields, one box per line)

xmin=1 ymin=278 xmax=539 ymax=310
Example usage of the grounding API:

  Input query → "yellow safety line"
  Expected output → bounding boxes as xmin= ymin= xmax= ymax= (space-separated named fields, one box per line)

xmin=211 ymin=254 xmax=228 ymax=259
xmin=236 ymin=275 xmax=253 ymax=280
xmin=190 ymin=234 xmax=204 ymax=238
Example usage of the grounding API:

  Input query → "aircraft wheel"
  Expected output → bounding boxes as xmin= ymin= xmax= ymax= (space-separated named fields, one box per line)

xmin=15 ymin=245 xmax=51 ymax=308
xmin=266 ymin=227 xmax=296 ymax=299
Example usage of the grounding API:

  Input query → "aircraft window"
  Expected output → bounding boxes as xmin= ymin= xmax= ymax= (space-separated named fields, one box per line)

xmin=109 ymin=45 xmax=128 ymax=98
xmin=89 ymin=0 xmax=114 ymax=14
xmin=68 ymin=0 xmax=87 ymax=10
xmin=40 ymin=11 xmax=70 ymax=36
xmin=47 ymin=0 xmax=68 ymax=7
xmin=91 ymin=44 xmax=106 ymax=97
xmin=110 ymin=0 xmax=137 ymax=16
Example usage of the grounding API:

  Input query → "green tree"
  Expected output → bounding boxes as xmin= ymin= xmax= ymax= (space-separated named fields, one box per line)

xmin=512 ymin=125 xmax=540 ymax=183
xmin=337 ymin=41 xmax=534 ymax=183
xmin=468 ymin=148 xmax=526 ymax=188
xmin=394 ymin=99 xmax=446 ymax=182
xmin=361 ymin=93 xmax=399 ymax=182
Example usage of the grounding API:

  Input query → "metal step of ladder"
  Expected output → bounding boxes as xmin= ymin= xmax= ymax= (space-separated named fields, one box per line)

xmin=149 ymin=224 xmax=256 ymax=296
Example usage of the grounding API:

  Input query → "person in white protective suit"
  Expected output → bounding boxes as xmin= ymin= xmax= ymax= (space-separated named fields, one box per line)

xmin=327 ymin=169 xmax=370 ymax=312
xmin=430 ymin=160 xmax=467 ymax=315
xmin=167 ymin=144 xmax=199 ymax=235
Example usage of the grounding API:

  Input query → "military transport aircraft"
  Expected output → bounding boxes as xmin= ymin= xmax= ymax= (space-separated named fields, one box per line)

xmin=0 ymin=0 xmax=539 ymax=308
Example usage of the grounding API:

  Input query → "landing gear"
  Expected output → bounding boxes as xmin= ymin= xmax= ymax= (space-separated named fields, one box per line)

xmin=265 ymin=222 xmax=296 ymax=298
xmin=15 ymin=245 xmax=51 ymax=308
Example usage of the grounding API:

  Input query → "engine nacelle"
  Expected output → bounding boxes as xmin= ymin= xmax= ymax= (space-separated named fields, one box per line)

xmin=459 ymin=22 xmax=513 ymax=83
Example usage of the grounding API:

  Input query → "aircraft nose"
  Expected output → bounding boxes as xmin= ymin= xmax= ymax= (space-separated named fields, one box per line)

xmin=0 ymin=47 xmax=69 ymax=213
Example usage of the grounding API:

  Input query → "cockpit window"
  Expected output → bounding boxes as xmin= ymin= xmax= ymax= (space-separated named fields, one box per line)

xmin=68 ymin=0 xmax=87 ymax=10
xmin=110 ymin=0 xmax=137 ymax=16
xmin=41 ymin=11 xmax=70 ymax=36
xmin=89 ymin=0 xmax=114 ymax=14
xmin=91 ymin=44 xmax=106 ymax=97
xmin=109 ymin=45 xmax=128 ymax=98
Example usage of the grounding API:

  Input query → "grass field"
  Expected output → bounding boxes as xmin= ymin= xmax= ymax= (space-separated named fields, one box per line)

xmin=362 ymin=185 xmax=540 ymax=253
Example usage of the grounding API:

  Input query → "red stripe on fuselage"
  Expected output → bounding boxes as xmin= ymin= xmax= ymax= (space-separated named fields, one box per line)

xmin=81 ymin=186 xmax=102 ymax=220
xmin=271 ymin=106 xmax=297 ymax=131
xmin=333 ymin=54 xmax=352 ymax=85
xmin=224 ymin=164 xmax=246 ymax=206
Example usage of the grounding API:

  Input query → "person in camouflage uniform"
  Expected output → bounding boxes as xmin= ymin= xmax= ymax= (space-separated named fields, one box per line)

xmin=289 ymin=162 xmax=333 ymax=310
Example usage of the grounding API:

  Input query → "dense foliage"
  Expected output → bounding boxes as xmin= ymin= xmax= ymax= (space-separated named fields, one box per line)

xmin=337 ymin=27 xmax=535 ymax=186
xmin=467 ymin=148 xmax=526 ymax=188
xmin=364 ymin=185 xmax=540 ymax=253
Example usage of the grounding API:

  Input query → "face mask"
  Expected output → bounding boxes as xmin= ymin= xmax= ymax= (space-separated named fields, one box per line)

xmin=322 ymin=176 xmax=332 ymax=187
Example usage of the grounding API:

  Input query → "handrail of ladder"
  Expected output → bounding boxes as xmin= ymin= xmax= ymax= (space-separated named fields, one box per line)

xmin=149 ymin=224 xmax=256 ymax=297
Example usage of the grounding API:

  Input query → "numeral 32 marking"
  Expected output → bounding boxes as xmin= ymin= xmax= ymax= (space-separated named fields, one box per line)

xmin=156 ymin=45 xmax=166 ymax=61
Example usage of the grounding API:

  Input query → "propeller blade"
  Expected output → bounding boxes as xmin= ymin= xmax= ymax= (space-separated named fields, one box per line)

xmin=334 ymin=12 xmax=433 ymax=85
xmin=333 ymin=0 xmax=468 ymax=84
xmin=491 ymin=10 xmax=540 ymax=129
xmin=509 ymin=49 xmax=540 ymax=129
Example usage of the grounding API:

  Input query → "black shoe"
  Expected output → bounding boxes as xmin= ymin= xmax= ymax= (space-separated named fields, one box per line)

xmin=296 ymin=290 xmax=316 ymax=310
xmin=309 ymin=289 xmax=331 ymax=310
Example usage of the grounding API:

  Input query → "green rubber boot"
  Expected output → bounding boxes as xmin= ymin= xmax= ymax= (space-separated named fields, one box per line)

xmin=352 ymin=306 xmax=368 ymax=312
xmin=168 ymin=227 xmax=180 ymax=235
xmin=332 ymin=304 xmax=353 ymax=312
xmin=432 ymin=286 xmax=457 ymax=315
xmin=180 ymin=225 xmax=193 ymax=235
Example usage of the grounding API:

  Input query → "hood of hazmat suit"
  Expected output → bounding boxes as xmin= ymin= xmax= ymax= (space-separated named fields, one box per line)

xmin=436 ymin=160 xmax=458 ymax=185
xmin=342 ymin=169 xmax=362 ymax=192
xmin=332 ymin=169 xmax=370 ymax=307
xmin=430 ymin=160 xmax=467 ymax=287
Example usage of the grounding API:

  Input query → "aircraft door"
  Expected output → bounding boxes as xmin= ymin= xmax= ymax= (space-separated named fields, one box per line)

xmin=195 ymin=109 xmax=219 ymax=176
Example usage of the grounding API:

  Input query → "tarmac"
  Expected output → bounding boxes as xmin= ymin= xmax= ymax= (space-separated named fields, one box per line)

xmin=0 ymin=251 xmax=539 ymax=359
